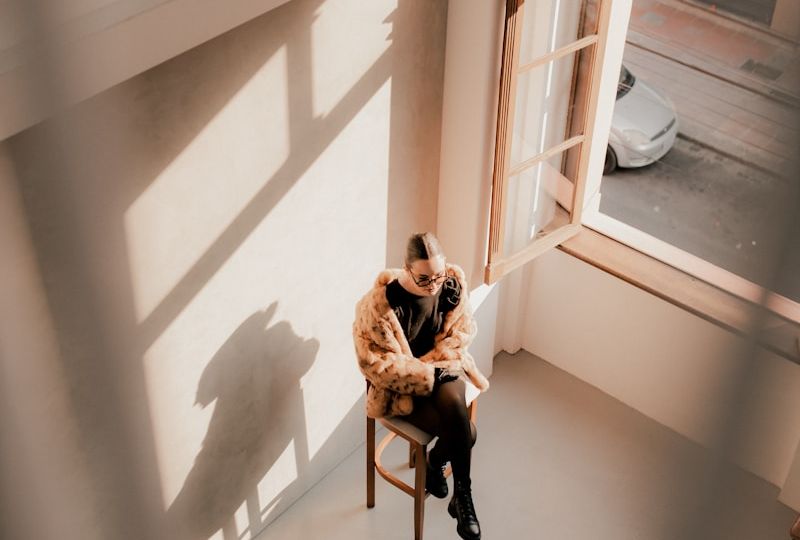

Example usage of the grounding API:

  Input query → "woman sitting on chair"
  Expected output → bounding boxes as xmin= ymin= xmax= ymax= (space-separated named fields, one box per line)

xmin=353 ymin=232 xmax=490 ymax=540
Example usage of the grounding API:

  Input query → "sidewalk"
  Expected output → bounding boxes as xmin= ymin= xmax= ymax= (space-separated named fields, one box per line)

xmin=627 ymin=0 xmax=800 ymax=104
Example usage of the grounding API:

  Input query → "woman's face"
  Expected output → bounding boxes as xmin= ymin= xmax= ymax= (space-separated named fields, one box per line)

xmin=405 ymin=255 xmax=447 ymax=296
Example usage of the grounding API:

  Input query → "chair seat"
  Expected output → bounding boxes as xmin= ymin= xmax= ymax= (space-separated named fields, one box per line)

xmin=377 ymin=380 xmax=480 ymax=445
xmin=378 ymin=416 xmax=434 ymax=445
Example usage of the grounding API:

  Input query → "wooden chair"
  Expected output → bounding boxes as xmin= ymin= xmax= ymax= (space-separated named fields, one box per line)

xmin=365 ymin=381 xmax=479 ymax=540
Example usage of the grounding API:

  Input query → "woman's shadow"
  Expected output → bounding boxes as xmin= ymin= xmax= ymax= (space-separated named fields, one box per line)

xmin=167 ymin=303 xmax=319 ymax=539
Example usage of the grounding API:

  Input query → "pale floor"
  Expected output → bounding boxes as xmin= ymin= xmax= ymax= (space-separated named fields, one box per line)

xmin=255 ymin=351 xmax=797 ymax=540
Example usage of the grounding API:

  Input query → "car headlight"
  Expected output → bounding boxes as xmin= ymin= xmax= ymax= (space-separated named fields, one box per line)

xmin=622 ymin=129 xmax=650 ymax=147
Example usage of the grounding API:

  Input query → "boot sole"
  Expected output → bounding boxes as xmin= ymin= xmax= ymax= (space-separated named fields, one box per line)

xmin=427 ymin=487 xmax=448 ymax=499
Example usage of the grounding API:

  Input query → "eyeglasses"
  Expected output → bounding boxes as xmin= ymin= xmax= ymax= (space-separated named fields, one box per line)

xmin=406 ymin=267 xmax=448 ymax=288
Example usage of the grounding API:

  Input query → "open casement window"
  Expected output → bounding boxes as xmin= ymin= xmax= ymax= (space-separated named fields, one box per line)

xmin=485 ymin=0 xmax=611 ymax=283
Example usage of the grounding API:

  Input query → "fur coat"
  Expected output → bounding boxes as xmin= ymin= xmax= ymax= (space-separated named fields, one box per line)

xmin=353 ymin=263 xmax=490 ymax=418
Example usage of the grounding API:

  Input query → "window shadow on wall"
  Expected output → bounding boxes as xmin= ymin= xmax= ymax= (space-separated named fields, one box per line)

xmin=4 ymin=0 xmax=443 ymax=538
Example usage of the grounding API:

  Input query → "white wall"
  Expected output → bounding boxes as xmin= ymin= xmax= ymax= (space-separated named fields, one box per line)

xmin=436 ymin=0 xmax=507 ymax=370
xmin=0 ymin=1 xmax=449 ymax=538
xmin=781 ymin=441 xmax=800 ymax=509
xmin=0 ymin=142 xmax=103 ymax=540
xmin=521 ymin=249 xmax=800 ymax=495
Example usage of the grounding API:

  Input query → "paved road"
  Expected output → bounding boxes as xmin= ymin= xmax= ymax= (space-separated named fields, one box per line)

xmin=601 ymin=136 xmax=799 ymax=302
xmin=622 ymin=39 xmax=798 ymax=176
xmin=600 ymin=37 xmax=799 ymax=302
xmin=629 ymin=0 xmax=800 ymax=111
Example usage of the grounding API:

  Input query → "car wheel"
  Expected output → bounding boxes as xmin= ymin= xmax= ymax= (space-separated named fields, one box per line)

xmin=604 ymin=146 xmax=617 ymax=175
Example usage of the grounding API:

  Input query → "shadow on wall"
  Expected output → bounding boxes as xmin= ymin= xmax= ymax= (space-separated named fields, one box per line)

xmin=7 ymin=1 xmax=332 ymax=535
xmin=167 ymin=304 xmax=318 ymax=540
xmin=3 ymin=0 xmax=446 ymax=538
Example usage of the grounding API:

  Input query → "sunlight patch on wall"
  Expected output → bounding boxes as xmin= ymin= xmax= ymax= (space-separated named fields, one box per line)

xmin=303 ymin=355 xmax=365 ymax=461
xmin=286 ymin=79 xmax=392 ymax=462
xmin=124 ymin=45 xmax=290 ymax=323
xmin=310 ymin=0 xmax=394 ymax=118
xmin=256 ymin=440 xmax=299 ymax=523
xmin=140 ymin=70 xmax=395 ymax=503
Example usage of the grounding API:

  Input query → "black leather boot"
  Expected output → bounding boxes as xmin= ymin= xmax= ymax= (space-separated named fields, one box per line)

xmin=425 ymin=452 xmax=448 ymax=498
xmin=448 ymin=479 xmax=481 ymax=540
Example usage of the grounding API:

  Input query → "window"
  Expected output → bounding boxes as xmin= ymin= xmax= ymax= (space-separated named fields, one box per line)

xmin=485 ymin=0 xmax=609 ymax=283
xmin=579 ymin=6 xmax=800 ymax=324
xmin=486 ymin=0 xmax=800 ymax=330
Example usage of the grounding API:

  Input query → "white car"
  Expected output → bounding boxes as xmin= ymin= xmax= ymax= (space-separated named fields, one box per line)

xmin=605 ymin=65 xmax=679 ymax=174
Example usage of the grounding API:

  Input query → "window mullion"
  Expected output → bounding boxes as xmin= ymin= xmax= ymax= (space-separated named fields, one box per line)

xmin=508 ymin=135 xmax=585 ymax=177
xmin=517 ymin=34 xmax=598 ymax=75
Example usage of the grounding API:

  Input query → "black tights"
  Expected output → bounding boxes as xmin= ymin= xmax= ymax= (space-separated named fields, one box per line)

xmin=404 ymin=378 xmax=477 ymax=483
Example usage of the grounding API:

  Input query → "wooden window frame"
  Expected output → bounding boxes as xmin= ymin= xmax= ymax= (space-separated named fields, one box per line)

xmin=581 ymin=207 xmax=800 ymax=324
xmin=485 ymin=0 xmax=613 ymax=284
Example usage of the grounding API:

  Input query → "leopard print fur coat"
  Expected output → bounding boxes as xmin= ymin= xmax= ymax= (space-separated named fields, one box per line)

xmin=353 ymin=263 xmax=490 ymax=418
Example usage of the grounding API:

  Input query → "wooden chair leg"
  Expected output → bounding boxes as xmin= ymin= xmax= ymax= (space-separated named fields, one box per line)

xmin=414 ymin=443 xmax=427 ymax=540
xmin=409 ymin=441 xmax=416 ymax=468
xmin=366 ymin=417 xmax=375 ymax=508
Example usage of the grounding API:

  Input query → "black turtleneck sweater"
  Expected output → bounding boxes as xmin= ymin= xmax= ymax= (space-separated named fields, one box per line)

xmin=385 ymin=277 xmax=461 ymax=358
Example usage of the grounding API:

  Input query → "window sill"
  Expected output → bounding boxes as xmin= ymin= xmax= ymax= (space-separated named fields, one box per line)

xmin=558 ymin=226 xmax=800 ymax=364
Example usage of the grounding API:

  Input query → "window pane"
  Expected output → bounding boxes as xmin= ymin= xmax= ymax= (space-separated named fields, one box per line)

xmin=510 ymin=47 xmax=593 ymax=168
xmin=501 ymin=147 xmax=578 ymax=258
xmin=518 ymin=0 xmax=599 ymax=66
xmin=511 ymin=45 xmax=595 ymax=167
